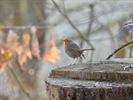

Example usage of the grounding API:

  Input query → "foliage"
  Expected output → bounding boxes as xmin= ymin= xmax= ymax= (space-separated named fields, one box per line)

xmin=44 ymin=32 xmax=60 ymax=63
xmin=0 ymin=27 xmax=60 ymax=73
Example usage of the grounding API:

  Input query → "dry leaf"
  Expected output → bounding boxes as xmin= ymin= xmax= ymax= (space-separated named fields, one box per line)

xmin=44 ymin=32 xmax=60 ymax=63
xmin=23 ymin=33 xmax=32 ymax=59
xmin=0 ymin=45 xmax=14 ymax=60
xmin=31 ymin=51 xmax=40 ymax=59
xmin=18 ymin=52 xmax=27 ymax=66
xmin=23 ymin=33 xmax=30 ymax=46
xmin=17 ymin=49 xmax=31 ymax=66
xmin=17 ymin=45 xmax=32 ymax=66
xmin=16 ymin=33 xmax=32 ymax=66
xmin=24 ymin=48 xmax=32 ymax=59
xmin=1 ymin=49 xmax=14 ymax=60
xmin=31 ymin=26 xmax=40 ymax=59
xmin=0 ymin=45 xmax=14 ymax=73
xmin=16 ymin=45 xmax=23 ymax=55
xmin=44 ymin=47 xmax=60 ymax=63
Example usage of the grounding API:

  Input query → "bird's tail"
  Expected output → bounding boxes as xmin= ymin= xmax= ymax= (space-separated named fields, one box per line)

xmin=80 ymin=48 xmax=95 ymax=59
xmin=80 ymin=48 xmax=95 ymax=52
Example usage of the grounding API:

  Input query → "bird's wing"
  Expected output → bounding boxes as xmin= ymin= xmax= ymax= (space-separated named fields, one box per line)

xmin=66 ymin=47 xmax=81 ymax=58
xmin=65 ymin=42 xmax=82 ymax=58
xmin=68 ymin=42 xmax=80 ymax=50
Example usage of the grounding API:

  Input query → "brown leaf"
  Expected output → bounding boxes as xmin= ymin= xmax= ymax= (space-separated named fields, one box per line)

xmin=0 ymin=45 xmax=14 ymax=60
xmin=31 ymin=26 xmax=40 ymax=59
xmin=16 ymin=44 xmax=32 ymax=66
xmin=0 ymin=45 xmax=14 ymax=72
xmin=44 ymin=32 xmax=60 ymax=63
xmin=16 ymin=33 xmax=32 ymax=66
xmin=44 ymin=47 xmax=60 ymax=63
xmin=18 ymin=52 xmax=27 ymax=66
xmin=23 ymin=33 xmax=30 ymax=46
xmin=32 ymin=51 xmax=40 ymax=59
xmin=16 ymin=45 xmax=23 ymax=55
xmin=24 ymin=48 xmax=32 ymax=59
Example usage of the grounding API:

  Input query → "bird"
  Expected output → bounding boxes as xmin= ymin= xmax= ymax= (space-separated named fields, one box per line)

xmin=64 ymin=39 xmax=94 ymax=64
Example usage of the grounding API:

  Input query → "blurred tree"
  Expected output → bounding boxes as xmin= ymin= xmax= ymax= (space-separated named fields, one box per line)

xmin=0 ymin=0 xmax=47 ymax=100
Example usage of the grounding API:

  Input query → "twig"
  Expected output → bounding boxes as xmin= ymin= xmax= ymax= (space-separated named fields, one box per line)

xmin=86 ymin=4 xmax=95 ymax=62
xmin=59 ymin=10 xmax=133 ymax=43
xmin=51 ymin=0 xmax=95 ymax=49
xmin=62 ymin=0 xmax=67 ymax=15
xmin=6 ymin=63 xmax=32 ymax=100
xmin=86 ymin=4 xmax=94 ymax=36
xmin=106 ymin=40 xmax=133 ymax=60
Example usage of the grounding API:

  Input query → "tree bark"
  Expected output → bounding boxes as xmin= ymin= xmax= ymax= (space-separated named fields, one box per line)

xmin=46 ymin=60 xmax=133 ymax=100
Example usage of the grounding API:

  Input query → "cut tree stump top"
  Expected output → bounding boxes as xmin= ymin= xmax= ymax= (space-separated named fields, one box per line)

xmin=50 ymin=60 xmax=133 ymax=82
xmin=46 ymin=60 xmax=133 ymax=100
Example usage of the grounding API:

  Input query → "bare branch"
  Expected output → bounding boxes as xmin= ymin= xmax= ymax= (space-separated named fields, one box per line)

xmin=51 ymin=0 xmax=95 ymax=49
xmin=86 ymin=4 xmax=95 ymax=62
xmin=86 ymin=4 xmax=95 ymax=36
xmin=106 ymin=40 xmax=133 ymax=60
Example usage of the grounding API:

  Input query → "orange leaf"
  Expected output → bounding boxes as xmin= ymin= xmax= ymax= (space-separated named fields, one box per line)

xmin=18 ymin=53 xmax=27 ymax=66
xmin=16 ymin=45 xmax=23 ymax=55
xmin=16 ymin=45 xmax=32 ymax=66
xmin=24 ymin=48 xmax=32 ymax=59
xmin=23 ymin=33 xmax=30 ymax=46
xmin=44 ymin=32 xmax=60 ymax=63
xmin=32 ymin=51 xmax=40 ymax=59
xmin=0 ymin=60 xmax=7 ymax=73
xmin=44 ymin=47 xmax=60 ymax=63
xmin=0 ymin=45 xmax=14 ymax=73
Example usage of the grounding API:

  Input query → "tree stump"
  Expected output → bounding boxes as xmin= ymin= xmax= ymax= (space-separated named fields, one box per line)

xmin=46 ymin=60 xmax=133 ymax=100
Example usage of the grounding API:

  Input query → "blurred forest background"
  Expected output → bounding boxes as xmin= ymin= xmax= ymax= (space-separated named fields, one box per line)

xmin=0 ymin=0 xmax=132 ymax=100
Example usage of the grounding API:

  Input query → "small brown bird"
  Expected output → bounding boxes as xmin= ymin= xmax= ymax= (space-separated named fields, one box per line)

xmin=64 ymin=39 xmax=94 ymax=63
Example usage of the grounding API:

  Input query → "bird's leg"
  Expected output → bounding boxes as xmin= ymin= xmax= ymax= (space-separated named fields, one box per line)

xmin=73 ymin=58 xmax=78 ymax=65
xmin=69 ymin=58 xmax=76 ymax=65
xmin=73 ymin=57 xmax=81 ymax=64
xmin=76 ymin=58 xmax=80 ymax=64
xmin=78 ymin=54 xmax=85 ymax=64
xmin=71 ymin=59 xmax=75 ymax=65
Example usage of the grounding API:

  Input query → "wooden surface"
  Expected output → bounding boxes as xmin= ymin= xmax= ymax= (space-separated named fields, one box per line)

xmin=46 ymin=60 xmax=133 ymax=100
xmin=50 ymin=61 xmax=133 ymax=81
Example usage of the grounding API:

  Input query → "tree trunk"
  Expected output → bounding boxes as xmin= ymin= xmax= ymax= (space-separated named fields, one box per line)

xmin=46 ymin=60 xmax=133 ymax=100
